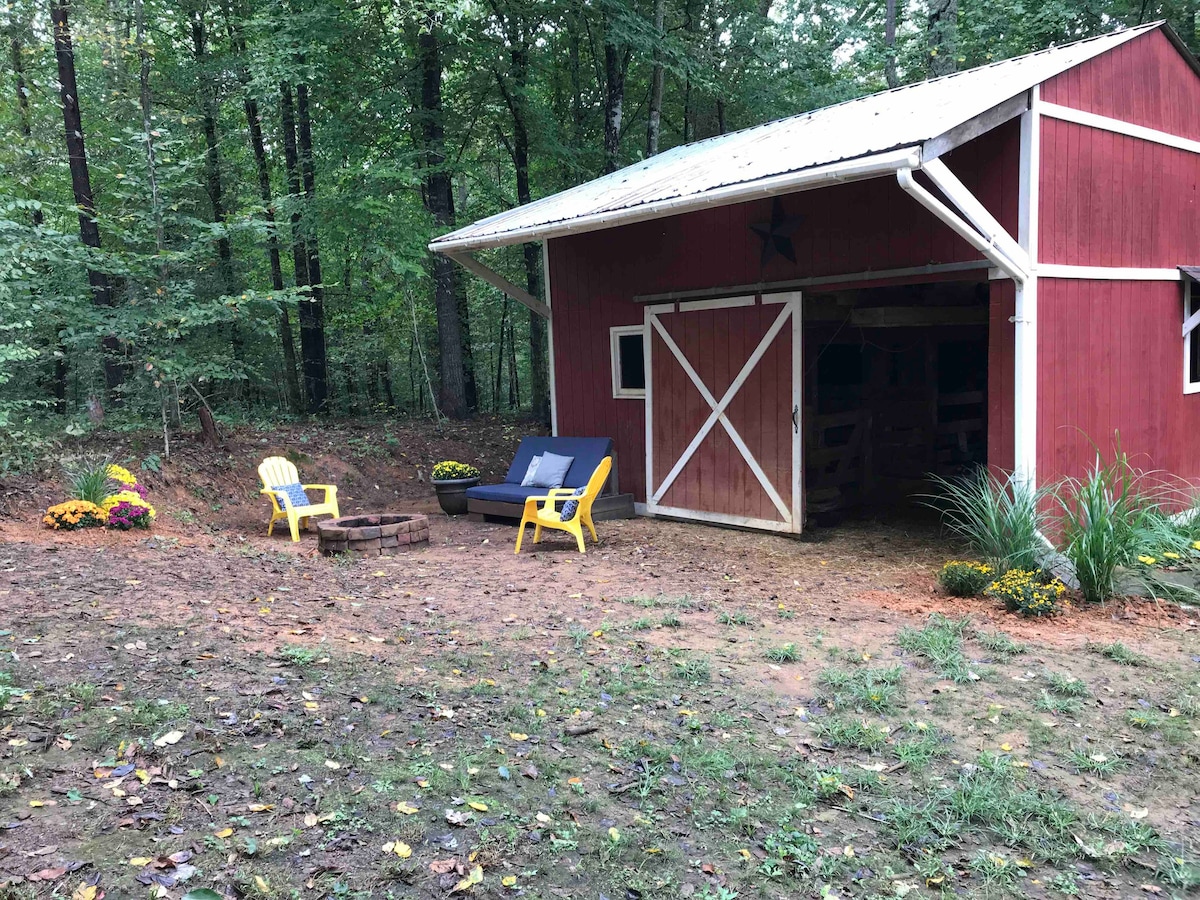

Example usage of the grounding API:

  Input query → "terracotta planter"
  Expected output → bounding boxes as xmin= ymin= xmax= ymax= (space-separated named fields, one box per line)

xmin=432 ymin=477 xmax=480 ymax=516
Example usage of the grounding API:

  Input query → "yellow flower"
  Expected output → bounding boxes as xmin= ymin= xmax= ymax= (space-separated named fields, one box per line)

xmin=1163 ymin=552 xmax=1180 ymax=560
xmin=1137 ymin=555 xmax=1157 ymax=566
xmin=107 ymin=464 xmax=137 ymax=486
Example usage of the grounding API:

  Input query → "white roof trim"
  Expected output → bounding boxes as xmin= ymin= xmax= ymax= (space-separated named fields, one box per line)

xmin=432 ymin=23 xmax=1159 ymax=254
xmin=433 ymin=147 xmax=921 ymax=253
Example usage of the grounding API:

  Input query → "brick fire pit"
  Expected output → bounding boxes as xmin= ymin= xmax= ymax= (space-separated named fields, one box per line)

xmin=316 ymin=513 xmax=430 ymax=557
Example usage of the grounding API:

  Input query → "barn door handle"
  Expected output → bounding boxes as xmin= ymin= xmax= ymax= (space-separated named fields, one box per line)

xmin=792 ymin=405 xmax=798 ymax=434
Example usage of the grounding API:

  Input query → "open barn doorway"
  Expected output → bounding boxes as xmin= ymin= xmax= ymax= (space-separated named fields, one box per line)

xmin=803 ymin=280 xmax=989 ymax=521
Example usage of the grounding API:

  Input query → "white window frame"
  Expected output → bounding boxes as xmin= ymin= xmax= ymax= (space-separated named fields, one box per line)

xmin=1186 ymin=281 xmax=1200 ymax=395
xmin=610 ymin=324 xmax=647 ymax=399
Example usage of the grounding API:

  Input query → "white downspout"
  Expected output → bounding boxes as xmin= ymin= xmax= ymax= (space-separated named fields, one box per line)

xmin=1015 ymin=86 xmax=1041 ymax=488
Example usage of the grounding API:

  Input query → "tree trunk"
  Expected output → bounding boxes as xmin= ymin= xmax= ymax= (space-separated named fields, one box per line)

xmin=227 ymin=14 xmax=302 ymax=413
xmin=646 ymin=0 xmax=665 ymax=157
xmin=280 ymin=81 xmax=328 ymax=415
xmin=416 ymin=22 xmax=469 ymax=418
xmin=294 ymin=82 xmax=330 ymax=414
xmin=51 ymin=0 xmax=123 ymax=394
xmin=603 ymin=36 xmax=625 ymax=173
xmin=884 ymin=0 xmax=899 ymax=88
xmin=495 ymin=16 xmax=550 ymax=423
xmin=189 ymin=9 xmax=235 ymax=294
xmin=926 ymin=0 xmax=957 ymax=77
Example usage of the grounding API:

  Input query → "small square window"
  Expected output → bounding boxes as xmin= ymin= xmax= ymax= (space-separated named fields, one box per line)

xmin=1186 ymin=282 xmax=1200 ymax=394
xmin=610 ymin=325 xmax=646 ymax=399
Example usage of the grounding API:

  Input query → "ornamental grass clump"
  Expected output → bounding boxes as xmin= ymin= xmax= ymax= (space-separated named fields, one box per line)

xmin=63 ymin=457 xmax=116 ymax=506
xmin=986 ymin=568 xmax=1068 ymax=617
xmin=1056 ymin=445 xmax=1195 ymax=604
xmin=432 ymin=460 xmax=480 ymax=481
xmin=43 ymin=500 xmax=107 ymax=530
xmin=937 ymin=561 xmax=994 ymax=597
xmin=924 ymin=470 xmax=1050 ymax=573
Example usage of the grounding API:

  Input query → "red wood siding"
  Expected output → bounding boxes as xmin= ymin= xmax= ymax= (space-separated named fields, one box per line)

xmin=1040 ymin=29 xmax=1200 ymax=141
xmin=550 ymin=124 xmax=1020 ymax=502
xmin=1037 ymin=279 xmax=1200 ymax=482
xmin=1039 ymin=119 xmax=1200 ymax=267
xmin=1035 ymin=27 xmax=1200 ymax=482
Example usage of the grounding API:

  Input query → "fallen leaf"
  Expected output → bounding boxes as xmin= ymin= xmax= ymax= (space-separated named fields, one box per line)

xmin=395 ymin=802 xmax=419 ymax=815
xmin=450 ymin=865 xmax=483 ymax=893
xmin=72 ymin=884 xmax=98 ymax=900
xmin=467 ymin=801 xmax=488 ymax=812
xmin=214 ymin=828 xmax=233 ymax=838
xmin=153 ymin=730 xmax=184 ymax=747
xmin=429 ymin=859 xmax=457 ymax=875
xmin=508 ymin=732 xmax=528 ymax=741
xmin=502 ymin=875 xmax=517 ymax=888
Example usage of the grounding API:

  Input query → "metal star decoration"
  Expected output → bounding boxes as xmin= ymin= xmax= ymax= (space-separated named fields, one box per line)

xmin=750 ymin=197 xmax=805 ymax=265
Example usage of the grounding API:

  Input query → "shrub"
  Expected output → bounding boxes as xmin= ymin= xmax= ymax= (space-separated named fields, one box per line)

xmin=43 ymin=500 xmax=107 ymax=530
xmin=63 ymin=457 xmax=116 ymax=506
xmin=432 ymin=460 xmax=480 ymax=481
xmin=986 ymin=568 xmax=1067 ymax=617
xmin=937 ymin=560 xmax=994 ymax=597
xmin=925 ymin=470 xmax=1050 ymax=572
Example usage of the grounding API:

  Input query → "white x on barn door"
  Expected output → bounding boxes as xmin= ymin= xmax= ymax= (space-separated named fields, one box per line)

xmin=645 ymin=292 xmax=802 ymax=533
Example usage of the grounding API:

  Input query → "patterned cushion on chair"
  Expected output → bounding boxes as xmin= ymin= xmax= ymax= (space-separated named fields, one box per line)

xmin=272 ymin=482 xmax=311 ymax=508
xmin=559 ymin=486 xmax=587 ymax=522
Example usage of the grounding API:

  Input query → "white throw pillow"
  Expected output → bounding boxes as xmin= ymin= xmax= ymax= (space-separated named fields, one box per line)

xmin=519 ymin=455 xmax=542 ymax=487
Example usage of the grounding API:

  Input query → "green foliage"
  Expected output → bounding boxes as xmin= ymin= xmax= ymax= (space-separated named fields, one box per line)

xmin=937 ymin=560 xmax=995 ymax=597
xmin=925 ymin=470 xmax=1050 ymax=573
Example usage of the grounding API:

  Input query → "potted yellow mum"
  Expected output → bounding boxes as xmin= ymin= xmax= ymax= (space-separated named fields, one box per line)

xmin=431 ymin=460 xmax=480 ymax=516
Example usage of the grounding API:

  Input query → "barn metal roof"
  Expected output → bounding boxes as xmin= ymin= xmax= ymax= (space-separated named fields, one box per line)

xmin=432 ymin=23 xmax=1160 ymax=253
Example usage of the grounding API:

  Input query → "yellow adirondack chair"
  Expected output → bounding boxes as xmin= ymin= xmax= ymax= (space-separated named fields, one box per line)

xmin=258 ymin=456 xmax=340 ymax=542
xmin=515 ymin=456 xmax=612 ymax=554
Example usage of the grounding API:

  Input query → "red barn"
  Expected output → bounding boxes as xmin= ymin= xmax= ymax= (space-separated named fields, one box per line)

xmin=433 ymin=22 xmax=1200 ymax=534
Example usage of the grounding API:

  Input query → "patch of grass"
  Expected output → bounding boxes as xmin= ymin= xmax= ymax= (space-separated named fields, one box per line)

xmin=126 ymin=699 xmax=188 ymax=733
xmin=278 ymin=644 xmax=322 ymax=667
xmin=1035 ymin=691 xmax=1081 ymax=716
xmin=970 ymin=851 xmax=1024 ymax=888
xmin=893 ymin=723 xmax=947 ymax=767
xmin=1126 ymin=707 xmax=1162 ymax=729
xmin=763 ymin=643 xmax=800 ymax=663
xmin=623 ymin=617 xmax=654 ymax=631
xmin=897 ymin=614 xmax=977 ymax=683
xmin=659 ymin=613 xmax=681 ymax=628
xmin=1067 ymin=747 xmax=1125 ymax=777
xmin=817 ymin=666 xmax=903 ymax=713
xmin=673 ymin=657 xmax=711 ymax=683
xmin=975 ymin=629 xmax=1027 ymax=658
xmin=814 ymin=717 xmax=889 ymax=752
xmin=1045 ymin=672 xmax=1090 ymax=697
xmin=716 ymin=610 xmax=754 ymax=626
xmin=1089 ymin=641 xmax=1148 ymax=666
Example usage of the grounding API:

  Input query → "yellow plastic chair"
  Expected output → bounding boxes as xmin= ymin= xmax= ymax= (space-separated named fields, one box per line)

xmin=258 ymin=456 xmax=340 ymax=542
xmin=515 ymin=456 xmax=612 ymax=554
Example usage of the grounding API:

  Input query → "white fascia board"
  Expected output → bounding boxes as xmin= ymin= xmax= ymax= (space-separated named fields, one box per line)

xmin=429 ymin=147 xmax=922 ymax=254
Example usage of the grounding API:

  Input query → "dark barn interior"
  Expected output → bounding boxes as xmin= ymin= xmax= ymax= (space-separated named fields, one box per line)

xmin=803 ymin=280 xmax=989 ymax=519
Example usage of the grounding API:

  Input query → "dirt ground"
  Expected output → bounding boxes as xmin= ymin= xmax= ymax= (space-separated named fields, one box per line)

xmin=0 ymin=421 xmax=1197 ymax=899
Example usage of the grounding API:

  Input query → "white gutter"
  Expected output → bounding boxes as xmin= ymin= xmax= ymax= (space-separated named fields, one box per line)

xmin=430 ymin=147 xmax=923 ymax=254
xmin=895 ymin=168 xmax=1029 ymax=283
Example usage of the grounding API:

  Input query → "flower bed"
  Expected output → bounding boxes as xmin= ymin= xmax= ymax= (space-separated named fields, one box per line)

xmin=43 ymin=459 xmax=156 ymax=533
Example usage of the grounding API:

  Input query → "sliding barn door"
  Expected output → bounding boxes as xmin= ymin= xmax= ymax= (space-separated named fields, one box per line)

xmin=645 ymin=292 xmax=802 ymax=533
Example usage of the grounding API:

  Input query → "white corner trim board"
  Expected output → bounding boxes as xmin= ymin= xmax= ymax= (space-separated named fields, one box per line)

xmin=542 ymin=240 xmax=558 ymax=435
xmin=1040 ymin=102 xmax=1200 ymax=156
